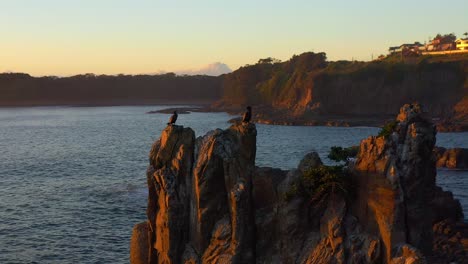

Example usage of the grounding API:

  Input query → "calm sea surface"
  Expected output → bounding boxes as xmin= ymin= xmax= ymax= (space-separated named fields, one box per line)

xmin=0 ymin=106 xmax=467 ymax=263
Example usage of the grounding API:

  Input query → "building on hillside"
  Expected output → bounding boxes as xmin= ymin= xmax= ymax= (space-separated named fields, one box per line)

xmin=388 ymin=46 xmax=401 ymax=54
xmin=388 ymin=42 xmax=424 ymax=54
xmin=426 ymin=34 xmax=457 ymax=51
xmin=455 ymin=39 xmax=468 ymax=50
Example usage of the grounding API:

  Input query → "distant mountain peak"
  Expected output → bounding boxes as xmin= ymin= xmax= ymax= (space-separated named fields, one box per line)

xmin=177 ymin=62 xmax=232 ymax=76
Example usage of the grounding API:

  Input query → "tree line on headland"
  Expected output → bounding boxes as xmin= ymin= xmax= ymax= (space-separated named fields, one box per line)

xmin=1 ymin=52 xmax=467 ymax=129
xmin=0 ymin=72 xmax=222 ymax=106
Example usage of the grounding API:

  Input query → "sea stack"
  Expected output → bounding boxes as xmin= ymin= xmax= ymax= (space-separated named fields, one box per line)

xmin=132 ymin=122 xmax=256 ymax=264
xmin=131 ymin=103 xmax=467 ymax=263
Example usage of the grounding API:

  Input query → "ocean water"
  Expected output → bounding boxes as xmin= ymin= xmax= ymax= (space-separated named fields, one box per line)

xmin=0 ymin=106 xmax=466 ymax=263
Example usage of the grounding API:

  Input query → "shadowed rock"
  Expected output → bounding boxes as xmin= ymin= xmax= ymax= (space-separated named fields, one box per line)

xmin=297 ymin=152 xmax=323 ymax=174
xmin=130 ymin=222 xmax=149 ymax=264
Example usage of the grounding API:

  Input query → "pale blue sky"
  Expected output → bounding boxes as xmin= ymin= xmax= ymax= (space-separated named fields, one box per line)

xmin=1 ymin=0 xmax=467 ymax=76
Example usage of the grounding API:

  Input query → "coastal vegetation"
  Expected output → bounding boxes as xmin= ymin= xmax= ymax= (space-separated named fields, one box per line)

xmin=0 ymin=73 xmax=222 ymax=106
xmin=219 ymin=52 xmax=468 ymax=111
xmin=378 ymin=120 xmax=399 ymax=139
xmin=284 ymin=145 xmax=359 ymax=202
xmin=327 ymin=146 xmax=359 ymax=162
xmin=284 ymin=165 xmax=352 ymax=203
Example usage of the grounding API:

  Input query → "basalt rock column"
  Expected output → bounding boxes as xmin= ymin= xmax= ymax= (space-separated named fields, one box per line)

xmin=354 ymin=103 xmax=437 ymax=261
xmin=191 ymin=123 xmax=257 ymax=264
xmin=147 ymin=125 xmax=195 ymax=264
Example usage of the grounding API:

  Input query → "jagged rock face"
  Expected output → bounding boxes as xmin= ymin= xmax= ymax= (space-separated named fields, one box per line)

xmin=147 ymin=125 xmax=196 ymax=264
xmin=133 ymin=123 xmax=257 ymax=264
xmin=193 ymin=123 xmax=257 ymax=263
xmin=254 ymin=154 xmax=381 ymax=264
xmin=354 ymin=103 xmax=437 ymax=262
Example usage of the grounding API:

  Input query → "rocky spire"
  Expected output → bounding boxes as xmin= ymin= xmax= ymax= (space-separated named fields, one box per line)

xmin=131 ymin=123 xmax=256 ymax=264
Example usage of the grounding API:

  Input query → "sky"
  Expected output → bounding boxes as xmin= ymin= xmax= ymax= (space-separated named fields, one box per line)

xmin=1 ymin=0 xmax=467 ymax=76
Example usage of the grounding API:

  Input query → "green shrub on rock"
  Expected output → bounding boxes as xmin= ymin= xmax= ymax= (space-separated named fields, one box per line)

xmin=284 ymin=165 xmax=352 ymax=204
xmin=378 ymin=120 xmax=399 ymax=139
xmin=328 ymin=146 xmax=359 ymax=162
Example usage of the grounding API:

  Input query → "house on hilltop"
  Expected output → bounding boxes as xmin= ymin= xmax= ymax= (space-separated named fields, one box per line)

xmin=426 ymin=34 xmax=456 ymax=51
xmin=388 ymin=42 xmax=424 ymax=54
xmin=455 ymin=38 xmax=468 ymax=50
xmin=389 ymin=33 xmax=468 ymax=56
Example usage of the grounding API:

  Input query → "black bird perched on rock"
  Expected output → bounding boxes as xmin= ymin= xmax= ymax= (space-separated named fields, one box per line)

xmin=167 ymin=110 xmax=178 ymax=125
xmin=242 ymin=106 xmax=252 ymax=123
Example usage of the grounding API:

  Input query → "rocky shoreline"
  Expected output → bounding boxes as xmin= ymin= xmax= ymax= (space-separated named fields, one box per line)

xmin=131 ymin=103 xmax=467 ymax=263
xmin=148 ymin=105 xmax=468 ymax=132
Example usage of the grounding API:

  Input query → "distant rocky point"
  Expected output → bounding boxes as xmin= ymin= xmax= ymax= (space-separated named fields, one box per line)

xmin=434 ymin=147 xmax=468 ymax=169
xmin=146 ymin=107 xmax=204 ymax=114
xmin=176 ymin=62 xmax=232 ymax=76
xmin=131 ymin=103 xmax=467 ymax=263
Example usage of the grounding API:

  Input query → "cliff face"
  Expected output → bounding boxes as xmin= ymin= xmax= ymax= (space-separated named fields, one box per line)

xmin=312 ymin=63 xmax=465 ymax=116
xmin=131 ymin=104 xmax=466 ymax=264
xmin=216 ymin=53 xmax=468 ymax=129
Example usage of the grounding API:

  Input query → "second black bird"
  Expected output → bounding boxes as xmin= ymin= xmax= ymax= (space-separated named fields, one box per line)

xmin=167 ymin=110 xmax=178 ymax=125
xmin=242 ymin=106 xmax=252 ymax=123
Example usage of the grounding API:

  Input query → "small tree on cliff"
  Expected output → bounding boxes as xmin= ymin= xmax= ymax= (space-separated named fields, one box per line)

xmin=257 ymin=57 xmax=281 ymax=64
xmin=284 ymin=165 xmax=352 ymax=204
xmin=378 ymin=120 xmax=399 ymax=139
xmin=328 ymin=146 xmax=359 ymax=163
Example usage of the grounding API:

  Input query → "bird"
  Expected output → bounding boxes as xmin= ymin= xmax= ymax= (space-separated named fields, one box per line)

xmin=167 ymin=110 xmax=178 ymax=125
xmin=242 ymin=106 xmax=252 ymax=123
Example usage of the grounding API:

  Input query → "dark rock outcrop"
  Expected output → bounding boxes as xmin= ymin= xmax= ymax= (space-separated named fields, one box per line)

xmin=131 ymin=103 xmax=466 ymax=264
xmin=432 ymin=219 xmax=468 ymax=263
xmin=297 ymin=152 xmax=323 ymax=174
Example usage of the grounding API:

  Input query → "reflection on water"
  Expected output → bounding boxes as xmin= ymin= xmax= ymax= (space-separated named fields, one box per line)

xmin=0 ymin=106 xmax=467 ymax=263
